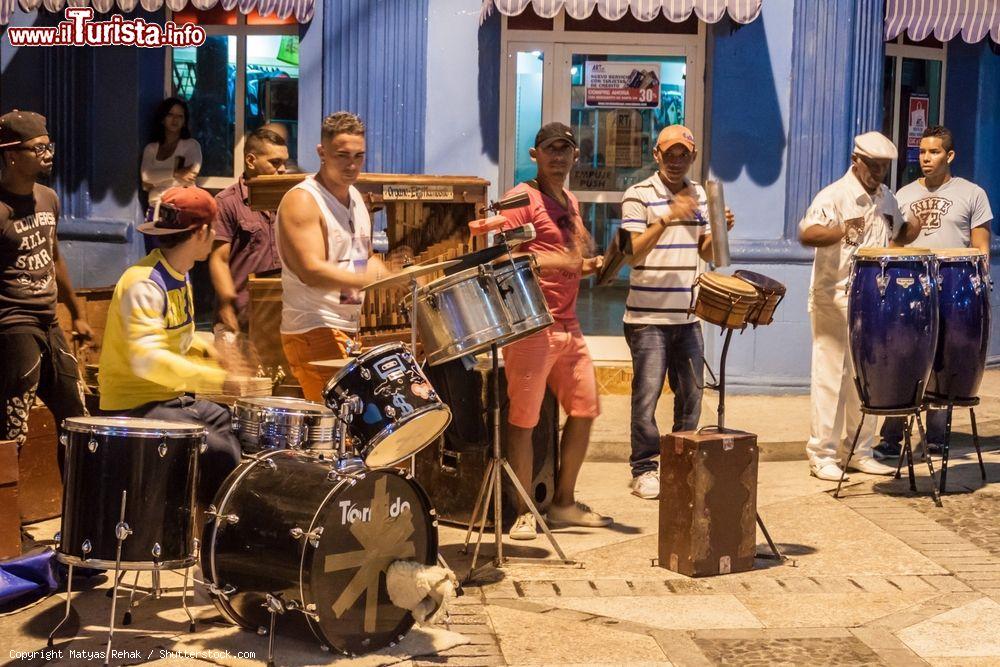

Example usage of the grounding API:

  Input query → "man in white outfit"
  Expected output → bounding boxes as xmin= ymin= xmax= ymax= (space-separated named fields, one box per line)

xmin=798 ymin=131 xmax=923 ymax=481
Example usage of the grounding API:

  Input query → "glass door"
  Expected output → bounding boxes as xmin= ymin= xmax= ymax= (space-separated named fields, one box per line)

xmin=555 ymin=44 xmax=698 ymax=334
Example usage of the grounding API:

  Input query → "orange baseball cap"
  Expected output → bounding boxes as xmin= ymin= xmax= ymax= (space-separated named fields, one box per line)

xmin=656 ymin=125 xmax=696 ymax=152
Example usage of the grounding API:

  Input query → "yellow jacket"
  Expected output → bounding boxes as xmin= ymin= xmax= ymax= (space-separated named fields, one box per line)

xmin=98 ymin=249 xmax=225 ymax=410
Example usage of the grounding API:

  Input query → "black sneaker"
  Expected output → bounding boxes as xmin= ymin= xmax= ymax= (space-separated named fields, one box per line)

xmin=873 ymin=441 xmax=902 ymax=460
xmin=926 ymin=442 xmax=943 ymax=455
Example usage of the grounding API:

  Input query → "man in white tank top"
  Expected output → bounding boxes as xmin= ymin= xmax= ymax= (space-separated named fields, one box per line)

xmin=276 ymin=112 xmax=392 ymax=402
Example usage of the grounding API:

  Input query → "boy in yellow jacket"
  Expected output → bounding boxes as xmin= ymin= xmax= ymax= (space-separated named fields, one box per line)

xmin=99 ymin=187 xmax=241 ymax=503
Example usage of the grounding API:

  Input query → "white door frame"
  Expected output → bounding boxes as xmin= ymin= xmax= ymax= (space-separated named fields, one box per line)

xmin=885 ymin=37 xmax=948 ymax=191
xmin=499 ymin=14 xmax=706 ymax=195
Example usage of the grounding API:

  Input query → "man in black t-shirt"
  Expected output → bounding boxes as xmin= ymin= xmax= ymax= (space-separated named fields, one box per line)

xmin=0 ymin=110 xmax=91 ymax=452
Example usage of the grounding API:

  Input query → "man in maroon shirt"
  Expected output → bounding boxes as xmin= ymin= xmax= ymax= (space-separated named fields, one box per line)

xmin=209 ymin=127 xmax=288 ymax=333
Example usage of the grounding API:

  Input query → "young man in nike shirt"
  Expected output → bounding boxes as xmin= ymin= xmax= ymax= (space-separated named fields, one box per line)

xmin=876 ymin=125 xmax=993 ymax=458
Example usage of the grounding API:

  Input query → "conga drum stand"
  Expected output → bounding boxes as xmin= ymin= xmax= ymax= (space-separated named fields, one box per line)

xmin=911 ymin=393 xmax=986 ymax=494
xmin=835 ymin=379 xmax=943 ymax=507
xmin=462 ymin=343 xmax=575 ymax=579
xmin=705 ymin=326 xmax=785 ymax=562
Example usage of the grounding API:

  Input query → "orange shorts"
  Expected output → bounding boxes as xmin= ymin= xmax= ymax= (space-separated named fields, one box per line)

xmin=281 ymin=327 xmax=354 ymax=403
xmin=501 ymin=320 xmax=600 ymax=429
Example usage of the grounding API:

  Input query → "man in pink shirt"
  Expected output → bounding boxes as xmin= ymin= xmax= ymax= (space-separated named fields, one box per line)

xmin=499 ymin=122 xmax=612 ymax=541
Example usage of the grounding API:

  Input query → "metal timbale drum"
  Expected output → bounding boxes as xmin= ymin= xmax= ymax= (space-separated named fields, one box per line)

xmin=323 ymin=343 xmax=451 ymax=467
xmin=491 ymin=255 xmax=553 ymax=345
xmin=232 ymin=397 xmax=336 ymax=454
xmin=848 ymin=247 xmax=938 ymax=410
xmin=733 ymin=270 xmax=786 ymax=327
xmin=408 ymin=265 xmax=514 ymax=366
xmin=692 ymin=272 xmax=760 ymax=329
xmin=927 ymin=248 xmax=991 ymax=403
xmin=202 ymin=450 xmax=438 ymax=655
xmin=58 ymin=416 xmax=204 ymax=569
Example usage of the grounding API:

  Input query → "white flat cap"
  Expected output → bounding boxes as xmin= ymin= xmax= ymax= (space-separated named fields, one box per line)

xmin=853 ymin=131 xmax=897 ymax=160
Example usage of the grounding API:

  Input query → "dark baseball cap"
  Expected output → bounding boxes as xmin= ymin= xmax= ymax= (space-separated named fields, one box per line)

xmin=0 ymin=110 xmax=48 ymax=148
xmin=534 ymin=122 xmax=577 ymax=149
xmin=138 ymin=187 xmax=217 ymax=236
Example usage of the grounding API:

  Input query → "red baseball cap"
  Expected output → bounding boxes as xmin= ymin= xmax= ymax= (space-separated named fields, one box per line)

xmin=138 ymin=187 xmax=217 ymax=236
xmin=656 ymin=125 xmax=696 ymax=152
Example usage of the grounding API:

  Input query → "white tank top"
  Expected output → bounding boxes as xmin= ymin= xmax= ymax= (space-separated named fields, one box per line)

xmin=276 ymin=176 xmax=372 ymax=334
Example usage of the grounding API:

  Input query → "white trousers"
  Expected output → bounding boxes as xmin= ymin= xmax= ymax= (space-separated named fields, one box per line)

xmin=806 ymin=298 xmax=876 ymax=466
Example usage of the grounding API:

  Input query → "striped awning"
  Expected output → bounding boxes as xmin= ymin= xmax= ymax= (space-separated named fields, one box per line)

xmin=885 ymin=0 xmax=1000 ymax=44
xmin=480 ymin=0 xmax=762 ymax=24
xmin=0 ymin=0 xmax=314 ymax=25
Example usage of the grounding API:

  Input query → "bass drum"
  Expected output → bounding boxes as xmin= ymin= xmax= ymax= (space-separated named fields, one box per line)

xmin=202 ymin=450 xmax=438 ymax=655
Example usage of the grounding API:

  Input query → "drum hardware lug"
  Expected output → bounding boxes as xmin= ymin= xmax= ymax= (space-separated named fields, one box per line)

xmin=919 ymin=273 xmax=931 ymax=296
xmin=158 ymin=439 xmax=168 ymax=458
xmin=260 ymin=457 xmax=278 ymax=470
xmin=152 ymin=543 xmax=162 ymax=558
xmin=876 ymin=273 xmax=889 ymax=297
xmin=200 ymin=434 xmax=207 ymax=454
xmin=87 ymin=437 xmax=99 ymax=452
xmin=427 ymin=292 xmax=439 ymax=310
xmin=54 ymin=531 xmax=61 ymax=547
xmin=115 ymin=522 xmax=132 ymax=541
xmin=59 ymin=433 xmax=67 ymax=446
xmin=81 ymin=539 xmax=92 ymax=555
xmin=290 ymin=526 xmax=323 ymax=547
xmin=319 ymin=645 xmax=331 ymax=653
xmin=263 ymin=593 xmax=286 ymax=614
xmin=257 ymin=627 xmax=267 ymax=636
xmin=971 ymin=274 xmax=982 ymax=295
xmin=205 ymin=506 xmax=240 ymax=524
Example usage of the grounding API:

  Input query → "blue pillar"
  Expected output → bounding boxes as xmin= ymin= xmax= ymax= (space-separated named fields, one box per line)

xmin=322 ymin=0 xmax=429 ymax=174
xmin=784 ymin=0 xmax=886 ymax=236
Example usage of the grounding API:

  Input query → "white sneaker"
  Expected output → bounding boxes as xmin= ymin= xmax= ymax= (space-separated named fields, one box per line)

xmin=509 ymin=513 xmax=536 ymax=541
xmin=547 ymin=502 xmax=613 ymax=527
xmin=810 ymin=462 xmax=849 ymax=482
xmin=630 ymin=471 xmax=660 ymax=499
xmin=847 ymin=456 xmax=896 ymax=476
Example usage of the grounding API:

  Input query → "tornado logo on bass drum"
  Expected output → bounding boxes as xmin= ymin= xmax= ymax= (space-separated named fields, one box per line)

xmin=323 ymin=476 xmax=417 ymax=632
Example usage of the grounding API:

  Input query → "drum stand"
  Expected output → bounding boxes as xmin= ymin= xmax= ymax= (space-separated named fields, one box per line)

xmin=904 ymin=393 xmax=986 ymax=494
xmin=834 ymin=379 xmax=943 ymax=508
xmin=47 ymin=491 xmax=197 ymax=665
xmin=705 ymin=327 xmax=785 ymax=561
xmin=462 ymin=343 xmax=574 ymax=578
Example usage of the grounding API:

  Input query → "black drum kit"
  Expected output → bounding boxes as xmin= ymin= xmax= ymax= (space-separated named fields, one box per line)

xmin=47 ymin=225 xmax=560 ymax=665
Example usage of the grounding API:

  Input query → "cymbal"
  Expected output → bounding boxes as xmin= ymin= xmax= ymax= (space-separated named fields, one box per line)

xmin=310 ymin=358 xmax=354 ymax=368
xmin=363 ymin=259 xmax=461 ymax=290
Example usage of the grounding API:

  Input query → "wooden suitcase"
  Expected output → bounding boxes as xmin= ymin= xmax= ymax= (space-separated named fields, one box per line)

xmin=658 ymin=428 xmax=758 ymax=577
xmin=18 ymin=405 xmax=63 ymax=524
xmin=0 ymin=440 xmax=21 ymax=559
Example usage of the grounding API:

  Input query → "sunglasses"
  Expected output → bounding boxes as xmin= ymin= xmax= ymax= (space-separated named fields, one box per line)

xmin=145 ymin=201 xmax=187 ymax=230
xmin=16 ymin=142 xmax=55 ymax=158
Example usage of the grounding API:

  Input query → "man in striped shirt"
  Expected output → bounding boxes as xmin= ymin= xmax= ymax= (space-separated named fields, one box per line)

xmin=620 ymin=125 xmax=733 ymax=499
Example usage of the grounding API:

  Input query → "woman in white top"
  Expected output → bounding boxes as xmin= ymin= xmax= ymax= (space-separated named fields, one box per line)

xmin=141 ymin=97 xmax=203 ymax=206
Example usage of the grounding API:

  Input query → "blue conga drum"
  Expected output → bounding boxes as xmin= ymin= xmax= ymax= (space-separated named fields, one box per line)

xmin=848 ymin=248 xmax=939 ymax=410
xmin=927 ymin=248 xmax=991 ymax=403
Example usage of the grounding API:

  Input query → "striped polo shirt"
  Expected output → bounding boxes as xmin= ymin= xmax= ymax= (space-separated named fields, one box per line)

xmin=621 ymin=174 xmax=709 ymax=325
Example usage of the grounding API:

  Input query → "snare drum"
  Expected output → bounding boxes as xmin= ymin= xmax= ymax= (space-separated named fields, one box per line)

xmin=733 ymin=270 xmax=786 ymax=326
xmin=692 ymin=272 xmax=760 ymax=329
xmin=927 ymin=248 xmax=991 ymax=403
xmin=848 ymin=247 xmax=938 ymax=410
xmin=231 ymin=397 xmax=336 ymax=454
xmin=323 ymin=343 xmax=451 ymax=467
xmin=492 ymin=255 xmax=553 ymax=345
xmin=58 ymin=416 xmax=204 ymax=569
xmin=408 ymin=265 xmax=514 ymax=366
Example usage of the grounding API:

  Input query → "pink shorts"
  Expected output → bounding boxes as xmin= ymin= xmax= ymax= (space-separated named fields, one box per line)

xmin=501 ymin=320 xmax=600 ymax=428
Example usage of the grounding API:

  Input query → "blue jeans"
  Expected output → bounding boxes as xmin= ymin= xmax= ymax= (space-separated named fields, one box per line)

xmin=625 ymin=322 xmax=704 ymax=477
xmin=881 ymin=410 xmax=948 ymax=446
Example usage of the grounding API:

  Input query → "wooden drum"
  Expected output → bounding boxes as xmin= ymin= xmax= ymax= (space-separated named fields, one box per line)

xmin=691 ymin=272 xmax=760 ymax=329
